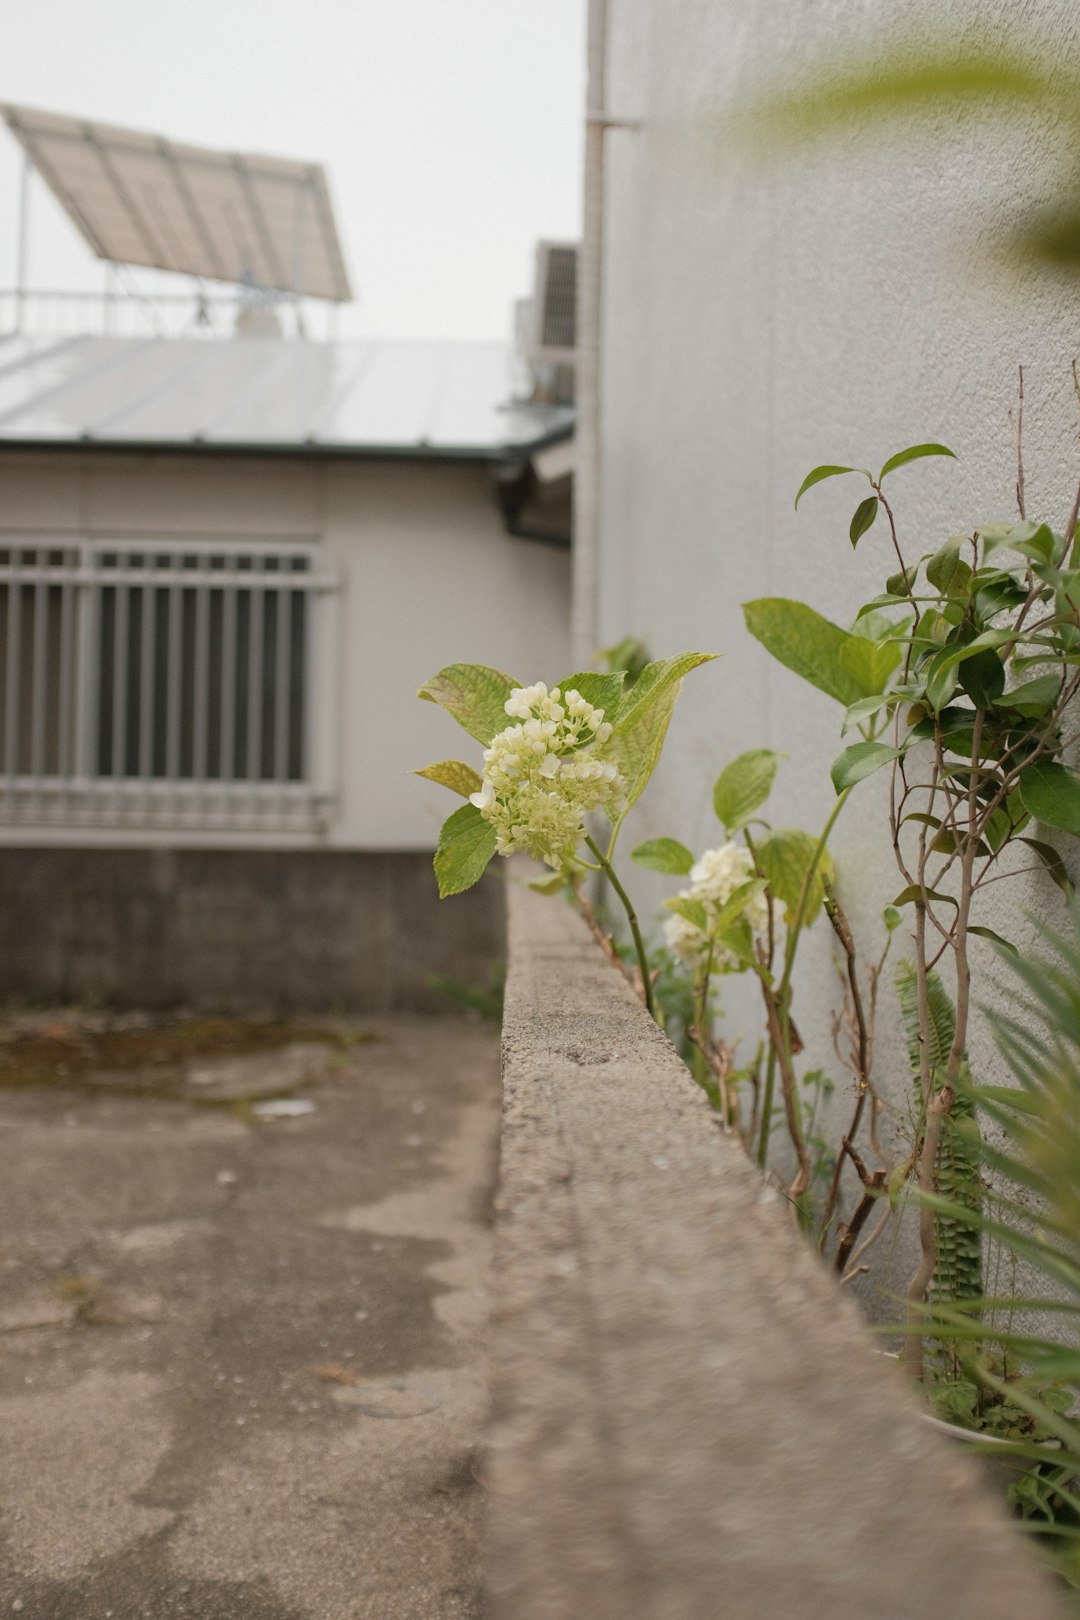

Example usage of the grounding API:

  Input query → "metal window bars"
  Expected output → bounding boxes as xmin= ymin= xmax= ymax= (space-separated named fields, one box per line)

xmin=0 ymin=537 xmax=337 ymax=835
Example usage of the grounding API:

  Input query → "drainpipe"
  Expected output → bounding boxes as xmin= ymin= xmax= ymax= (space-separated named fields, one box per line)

xmin=573 ymin=0 xmax=640 ymax=667
xmin=571 ymin=0 xmax=607 ymax=667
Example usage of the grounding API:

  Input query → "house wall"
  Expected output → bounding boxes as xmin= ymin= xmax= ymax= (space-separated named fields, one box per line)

xmin=0 ymin=450 xmax=572 ymax=849
xmin=584 ymin=0 xmax=1080 ymax=1294
xmin=0 ymin=448 xmax=570 ymax=1007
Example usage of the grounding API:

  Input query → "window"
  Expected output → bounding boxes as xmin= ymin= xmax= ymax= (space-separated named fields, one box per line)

xmin=0 ymin=538 xmax=336 ymax=834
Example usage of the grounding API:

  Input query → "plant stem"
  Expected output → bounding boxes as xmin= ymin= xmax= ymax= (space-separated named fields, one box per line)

xmin=584 ymin=833 xmax=656 ymax=1020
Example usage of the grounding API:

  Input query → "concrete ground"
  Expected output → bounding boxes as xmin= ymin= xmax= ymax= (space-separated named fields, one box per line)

xmin=0 ymin=1012 xmax=500 ymax=1620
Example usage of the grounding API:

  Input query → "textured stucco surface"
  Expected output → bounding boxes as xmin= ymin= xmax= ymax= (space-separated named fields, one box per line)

xmin=486 ymin=881 xmax=1065 ymax=1619
xmin=585 ymin=0 xmax=1080 ymax=1298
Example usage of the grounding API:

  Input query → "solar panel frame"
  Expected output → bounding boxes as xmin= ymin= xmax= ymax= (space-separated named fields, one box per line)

xmin=1 ymin=103 xmax=353 ymax=303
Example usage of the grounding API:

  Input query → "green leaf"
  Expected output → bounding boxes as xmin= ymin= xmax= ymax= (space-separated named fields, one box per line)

xmin=414 ymin=760 xmax=484 ymax=798
xmin=743 ymin=598 xmax=876 ymax=706
xmin=957 ymin=647 xmax=1006 ymax=709
xmin=982 ymin=520 xmax=1059 ymax=564
xmin=553 ymin=670 xmax=625 ymax=722
xmin=756 ymin=828 xmax=833 ymax=925
xmin=883 ymin=905 xmax=903 ymax=932
xmin=529 ymin=873 xmax=570 ymax=895
xmin=613 ymin=652 xmax=717 ymax=809
xmin=794 ymin=463 xmax=869 ymax=509
xmin=1015 ymin=836 xmax=1072 ymax=894
xmin=841 ymin=692 xmax=894 ymax=735
xmin=886 ymin=568 xmax=915 ymax=596
xmin=838 ymin=635 xmax=901 ymax=696
xmin=418 ymin=663 xmax=519 ymax=744
xmin=1019 ymin=760 xmax=1080 ymax=837
xmin=997 ymin=674 xmax=1060 ymax=718
xmin=924 ymin=628 xmax=1015 ymax=712
xmin=663 ymin=895 xmax=708 ymax=931
xmin=631 ymin=837 xmax=695 ymax=875
xmin=892 ymin=883 xmax=959 ymax=910
xmin=926 ymin=537 xmax=973 ymax=596
xmin=849 ymin=495 xmax=879 ymax=547
xmin=829 ymin=740 xmax=902 ymax=793
xmin=712 ymin=748 xmax=781 ymax=831
xmin=879 ymin=443 xmax=957 ymax=481
xmin=968 ymin=925 xmax=1019 ymax=955
xmin=433 ymin=804 xmax=498 ymax=898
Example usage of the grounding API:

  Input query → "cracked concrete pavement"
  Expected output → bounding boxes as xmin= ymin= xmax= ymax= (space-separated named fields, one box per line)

xmin=0 ymin=1014 xmax=499 ymax=1619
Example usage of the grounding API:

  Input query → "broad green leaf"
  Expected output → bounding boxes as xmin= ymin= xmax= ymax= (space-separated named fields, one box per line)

xmin=1019 ymin=760 xmax=1080 ymax=837
xmin=756 ymin=828 xmax=833 ymax=925
xmin=743 ymin=598 xmax=873 ymax=706
xmin=849 ymin=495 xmax=879 ymax=547
xmin=414 ymin=760 xmax=483 ymax=798
xmin=841 ymin=692 xmax=894 ymax=735
xmin=879 ymin=442 xmax=956 ymax=481
xmin=830 ymin=740 xmax=902 ymax=793
xmin=892 ymin=883 xmax=959 ymax=910
xmin=883 ymin=905 xmax=903 ymax=932
xmin=926 ymin=537 xmax=973 ymax=596
xmin=418 ymin=663 xmax=519 ymax=745
xmin=713 ymin=748 xmax=781 ymax=831
xmin=1016 ymin=836 xmax=1072 ymax=894
xmin=957 ymin=647 xmax=1006 ymax=709
xmin=886 ymin=568 xmax=916 ymax=596
xmin=997 ymin=674 xmax=1060 ymax=718
xmin=631 ymin=837 xmax=695 ymax=875
xmin=553 ymin=670 xmax=625 ymax=722
xmin=794 ymin=463 xmax=869 ymax=509
xmin=433 ymin=803 xmax=498 ymax=898
xmin=924 ymin=628 xmax=1014 ymax=711
xmin=982 ymin=519 xmax=1059 ymax=564
xmin=613 ymin=652 xmax=717 ymax=809
xmin=663 ymin=895 xmax=708 ymax=931
xmin=715 ymin=920 xmax=755 ymax=967
xmin=838 ymin=634 xmax=901 ymax=696
xmin=711 ymin=877 xmax=769 ymax=932
xmin=851 ymin=607 xmax=909 ymax=641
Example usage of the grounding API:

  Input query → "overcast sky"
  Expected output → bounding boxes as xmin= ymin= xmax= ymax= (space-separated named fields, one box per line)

xmin=0 ymin=0 xmax=586 ymax=341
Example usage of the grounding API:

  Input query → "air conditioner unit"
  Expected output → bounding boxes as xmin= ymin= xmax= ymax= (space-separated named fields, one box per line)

xmin=526 ymin=241 xmax=578 ymax=366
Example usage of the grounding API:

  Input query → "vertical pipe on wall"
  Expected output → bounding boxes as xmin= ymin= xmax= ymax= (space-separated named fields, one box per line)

xmin=572 ymin=0 xmax=608 ymax=667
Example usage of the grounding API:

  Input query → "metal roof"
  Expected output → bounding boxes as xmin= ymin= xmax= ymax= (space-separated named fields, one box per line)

xmin=0 ymin=335 xmax=573 ymax=460
xmin=2 ymin=103 xmax=352 ymax=302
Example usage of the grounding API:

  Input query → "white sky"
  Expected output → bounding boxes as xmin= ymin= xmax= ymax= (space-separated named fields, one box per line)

xmin=0 ymin=0 xmax=586 ymax=341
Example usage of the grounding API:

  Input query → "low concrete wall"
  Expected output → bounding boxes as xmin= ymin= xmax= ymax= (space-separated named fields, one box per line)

xmin=487 ymin=882 xmax=1065 ymax=1619
xmin=0 ymin=848 xmax=502 ymax=1013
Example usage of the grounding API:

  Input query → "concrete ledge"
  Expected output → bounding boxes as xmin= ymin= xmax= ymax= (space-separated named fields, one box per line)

xmin=486 ymin=881 xmax=1065 ymax=1619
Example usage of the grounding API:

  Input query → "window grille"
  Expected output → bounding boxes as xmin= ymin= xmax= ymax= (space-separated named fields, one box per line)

xmin=0 ymin=538 xmax=336 ymax=835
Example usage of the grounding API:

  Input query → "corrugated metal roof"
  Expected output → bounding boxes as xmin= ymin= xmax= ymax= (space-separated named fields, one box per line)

xmin=0 ymin=335 xmax=573 ymax=460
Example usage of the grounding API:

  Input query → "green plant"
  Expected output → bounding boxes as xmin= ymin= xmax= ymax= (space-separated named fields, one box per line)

xmin=415 ymin=655 xmax=714 ymax=1019
xmin=907 ymin=914 xmax=1080 ymax=1596
xmin=747 ymin=430 xmax=1080 ymax=1373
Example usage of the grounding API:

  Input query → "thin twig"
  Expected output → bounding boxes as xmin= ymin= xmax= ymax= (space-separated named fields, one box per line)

xmin=1012 ymin=363 xmax=1026 ymax=521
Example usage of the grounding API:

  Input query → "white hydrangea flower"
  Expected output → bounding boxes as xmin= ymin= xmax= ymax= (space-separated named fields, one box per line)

xmin=468 ymin=682 xmax=623 ymax=868
xmin=663 ymin=841 xmax=770 ymax=971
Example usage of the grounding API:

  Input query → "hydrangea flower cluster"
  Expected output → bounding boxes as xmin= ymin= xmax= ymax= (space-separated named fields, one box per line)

xmin=469 ymin=682 xmax=623 ymax=867
xmin=663 ymin=841 xmax=770 ymax=970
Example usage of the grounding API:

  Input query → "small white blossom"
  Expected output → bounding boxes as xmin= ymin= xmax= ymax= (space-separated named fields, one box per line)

xmin=663 ymin=841 xmax=771 ymax=971
xmin=473 ymin=682 xmax=624 ymax=867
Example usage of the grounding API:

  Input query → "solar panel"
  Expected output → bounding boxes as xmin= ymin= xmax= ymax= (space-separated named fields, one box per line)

xmin=1 ymin=103 xmax=353 ymax=303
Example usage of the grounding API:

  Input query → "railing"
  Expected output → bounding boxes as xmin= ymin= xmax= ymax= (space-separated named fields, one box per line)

xmin=0 ymin=536 xmax=337 ymax=835
xmin=0 ymin=288 xmax=338 ymax=342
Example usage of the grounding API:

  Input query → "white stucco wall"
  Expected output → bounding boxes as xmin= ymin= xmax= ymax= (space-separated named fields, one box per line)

xmin=585 ymin=0 xmax=1080 ymax=1288
xmin=0 ymin=450 xmax=571 ymax=849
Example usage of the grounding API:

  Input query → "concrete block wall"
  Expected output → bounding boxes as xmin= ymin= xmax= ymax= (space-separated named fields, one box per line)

xmin=486 ymin=879 xmax=1066 ymax=1618
xmin=0 ymin=849 xmax=503 ymax=1014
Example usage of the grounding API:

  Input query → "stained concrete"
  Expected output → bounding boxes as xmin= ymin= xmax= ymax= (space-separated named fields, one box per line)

xmin=0 ymin=850 xmax=503 ymax=1013
xmin=486 ymin=882 xmax=1067 ymax=1620
xmin=0 ymin=1014 xmax=498 ymax=1619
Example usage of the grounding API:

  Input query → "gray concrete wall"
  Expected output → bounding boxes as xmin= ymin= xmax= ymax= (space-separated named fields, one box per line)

xmin=0 ymin=848 xmax=503 ymax=1013
xmin=487 ymin=879 xmax=1066 ymax=1619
